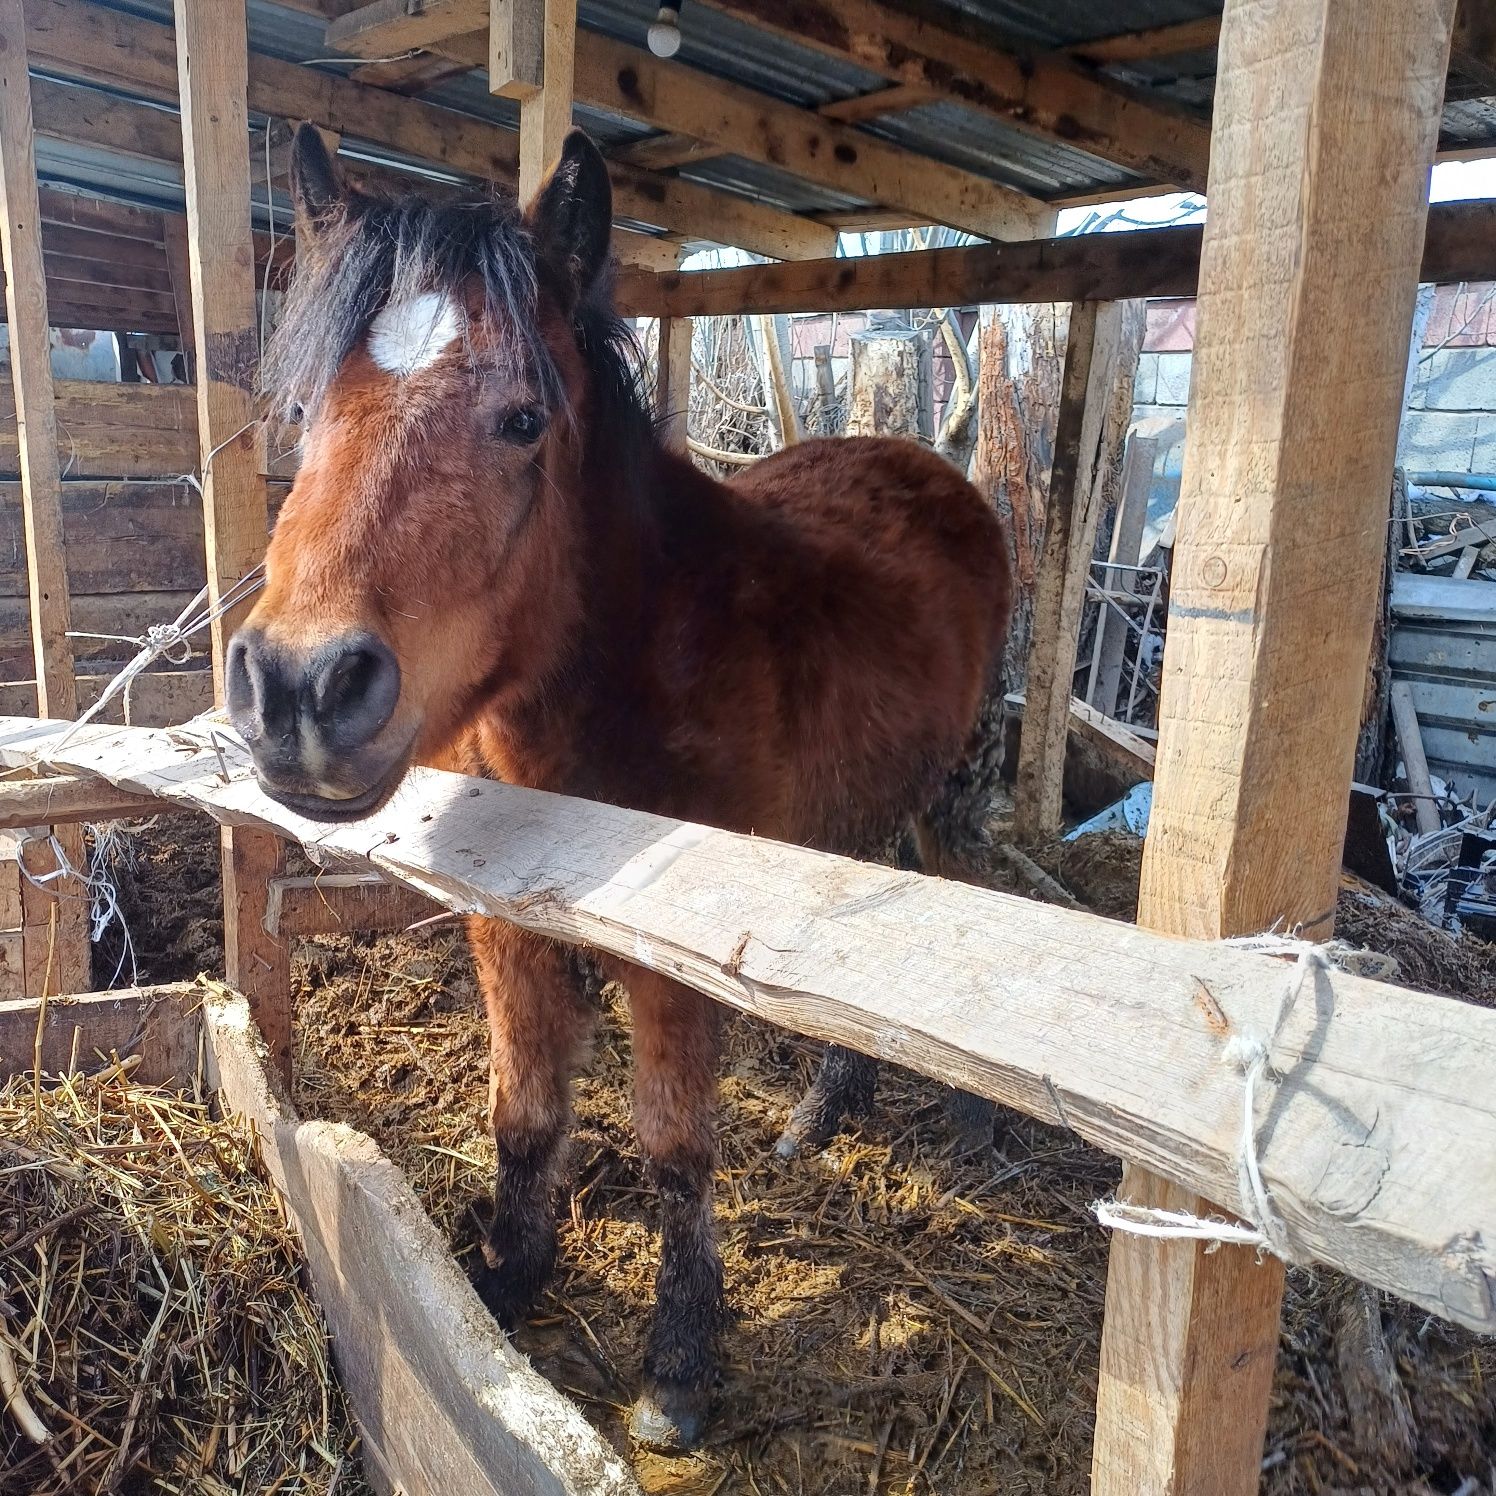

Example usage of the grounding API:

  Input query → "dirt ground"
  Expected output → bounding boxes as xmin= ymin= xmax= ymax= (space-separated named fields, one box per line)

xmin=99 ymin=816 xmax=1496 ymax=1496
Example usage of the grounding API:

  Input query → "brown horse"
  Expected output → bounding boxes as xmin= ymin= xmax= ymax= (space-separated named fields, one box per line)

xmin=230 ymin=126 xmax=1012 ymax=1448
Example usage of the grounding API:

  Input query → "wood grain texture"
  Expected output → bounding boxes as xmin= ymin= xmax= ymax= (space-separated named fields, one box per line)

xmin=171 ymin=0 xmax=267 ymax=685
xmin=654 ymin=314 xmax=691 ymax=453
xmin=572 ymin=31 xmax=1048 ymax=241
xmin=265 ymin=871 xmax=442 ymax=938
xmin=691 ymin=0 xmax=1211 ymax=189
xmin=514 ymin=0 xmax=576 ymax=202
xmin=0 ymin=0 xmax=74 ymax=718
xmin=201 ymin=992 xmax=641 ymax=1495
xmin=1094 ymin=2 xmax=1459 ymax=1492
xmin=1012 ymin=301 xmax=1106 ymax=840
xmin=172 ymin=0 xmax=287 ymax=1078
xmin=0 ymin=667 xmax=212 ymax=724
xmin=615 ymin=199 xmax=1496 ymax=318
xmin=0 ymin=773 xmax=174 ymax=827
xmin=0 ymin=982 xmax=200 ymax=1083
xmin=3 ymin=714 xmax=1494 ymax=1340
xmin=489 ymin=0 xmax=544 ymax=101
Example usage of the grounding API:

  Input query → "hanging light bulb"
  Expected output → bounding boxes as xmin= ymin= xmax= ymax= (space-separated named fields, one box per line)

xmin=647 ymin=4 xmax=682 ymax=58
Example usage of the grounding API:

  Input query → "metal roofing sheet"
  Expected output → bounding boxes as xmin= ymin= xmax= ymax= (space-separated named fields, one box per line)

xmin=56 ymin=0 xmax=1496 ymax=227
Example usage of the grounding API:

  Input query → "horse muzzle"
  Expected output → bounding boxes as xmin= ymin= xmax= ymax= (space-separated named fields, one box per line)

xmin=226 ymin=627 xmax=414 ymax=821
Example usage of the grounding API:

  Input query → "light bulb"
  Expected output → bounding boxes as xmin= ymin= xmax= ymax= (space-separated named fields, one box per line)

xmin=647 ymin=6 xmax=681 ymax=57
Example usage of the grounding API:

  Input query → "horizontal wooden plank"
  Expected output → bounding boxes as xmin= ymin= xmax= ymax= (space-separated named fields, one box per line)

xmin=265 ymin=871 xmax=444 ymax=939
xmin=0 ymin=773 xmax=177 ymax=827
xmin=0 ymin=669 xmax=212 ymax=726
xmin=617 ymin=199 xmax=1496 ymax=317
xmin=3 ymin=715 xmax=1494 ymax=1337
xmin=0 ymin=982 xmax=199 ymax=1083
xmin=200 ymin=992 xmax=640 ymax=1495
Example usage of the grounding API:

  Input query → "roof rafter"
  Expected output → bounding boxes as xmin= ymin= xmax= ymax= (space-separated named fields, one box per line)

xmin=22 ymin=0 xmax=834 ymax=259
xmin=325 ymin=8 xmax=1053 ymax=239
xmin=690 ymin=0 xmax=1211 ymax=190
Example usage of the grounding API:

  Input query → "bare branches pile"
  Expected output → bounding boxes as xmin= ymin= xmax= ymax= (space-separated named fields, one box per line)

xmin=0 ymin=1062 xmax=365 ymax=1494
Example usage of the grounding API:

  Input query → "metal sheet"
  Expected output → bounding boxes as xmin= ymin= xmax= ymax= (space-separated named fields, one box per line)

xmin=1391 ymin=574 xmax=1496 ymax=805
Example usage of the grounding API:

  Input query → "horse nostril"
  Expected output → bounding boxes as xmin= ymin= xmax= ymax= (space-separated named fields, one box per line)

xmin=311 ymin=634 xmax=401 ymax=752
xmin=226 ymin=630 xmax=292 ymax=744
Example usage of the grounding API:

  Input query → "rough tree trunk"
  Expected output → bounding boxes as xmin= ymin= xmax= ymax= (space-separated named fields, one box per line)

xmin=845 ymin=326 xmax=930 ymax=439
xmin=972 ymin=302 xmax=1070 ymax=692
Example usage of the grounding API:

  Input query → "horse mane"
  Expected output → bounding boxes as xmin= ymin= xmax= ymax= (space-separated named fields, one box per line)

xmin=263 ymin=188 xmax=654 ymax=482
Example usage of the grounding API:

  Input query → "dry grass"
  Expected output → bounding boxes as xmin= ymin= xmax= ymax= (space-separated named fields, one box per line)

xmin=0 ymin=1053 xmax=368 ymax=1495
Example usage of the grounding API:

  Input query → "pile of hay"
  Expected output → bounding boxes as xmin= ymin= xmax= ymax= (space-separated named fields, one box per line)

xmin=0 ymin=1060 xmax=367 ymax=1494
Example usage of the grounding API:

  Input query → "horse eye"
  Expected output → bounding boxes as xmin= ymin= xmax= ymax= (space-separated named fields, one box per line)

xmin=496 ymin=406 xmax=546 ymax=444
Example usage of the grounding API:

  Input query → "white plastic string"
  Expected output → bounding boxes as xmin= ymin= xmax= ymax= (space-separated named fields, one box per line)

xmin=17 ymin=827 xmax=138 ymax=988
xmin=1093 ymin=933 xmax=1348 ymax=1262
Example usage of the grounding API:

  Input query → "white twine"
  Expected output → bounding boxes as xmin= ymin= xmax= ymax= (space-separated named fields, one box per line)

xmin=1093 ymin=933 xmax=1348 ymax=1262
xmin=17 ymin=826 xmax=138 ymax=988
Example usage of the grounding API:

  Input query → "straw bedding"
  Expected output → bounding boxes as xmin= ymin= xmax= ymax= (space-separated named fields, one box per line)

xmin=0 ymin=1054 xmax=367 ymax=1495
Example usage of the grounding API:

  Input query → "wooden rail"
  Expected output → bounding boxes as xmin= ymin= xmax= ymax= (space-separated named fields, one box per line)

xmin=0 ymin=714 xmax=1492 ymax=1339
xmin=615 ymin=199 xmax=1496 ymax=319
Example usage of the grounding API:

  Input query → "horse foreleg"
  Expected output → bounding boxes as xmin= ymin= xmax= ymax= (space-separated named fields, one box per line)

xmin=773 ymin=1043 xmax=880 ymax=1158
xmin=623 ymin=968 xmax=725 ymax=1451
xmin=469 ymin=918 xmax=592 ymax=1327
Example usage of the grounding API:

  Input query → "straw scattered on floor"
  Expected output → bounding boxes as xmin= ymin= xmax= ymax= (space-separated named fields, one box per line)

xmin=0 ymin=1056 xmax=368 ymax=1495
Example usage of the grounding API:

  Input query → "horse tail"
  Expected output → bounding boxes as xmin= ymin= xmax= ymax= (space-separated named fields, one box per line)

xmin=916 ymin=673 xmax=1007 ymax=881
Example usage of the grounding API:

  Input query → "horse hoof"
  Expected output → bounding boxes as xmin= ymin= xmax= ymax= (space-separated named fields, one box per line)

xmin=629 ymin=1382 xmax=709 ymax=1451
xmin=773 ymin=1126 xmax=805 ymax=1160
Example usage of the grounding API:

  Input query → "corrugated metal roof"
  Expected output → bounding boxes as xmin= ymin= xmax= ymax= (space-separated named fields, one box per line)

xmin=37 ymin=0 xmax=1496 ymax=244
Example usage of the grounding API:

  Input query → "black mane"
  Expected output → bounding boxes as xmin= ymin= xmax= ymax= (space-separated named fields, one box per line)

xmin=263 ymin=187 xmax=653 ymax=471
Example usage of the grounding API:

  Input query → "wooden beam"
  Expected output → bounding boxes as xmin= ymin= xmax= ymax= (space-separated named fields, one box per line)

xmin=574 ymin=32 xmax=1049 ymax=241
xmin=511 ymin=0 xmax=576 ymax=202
xmin=23 ymin=0 xmax=518 ymax=187
xmin=692 ymin=0 xmax=1211 ymax=190
xmin=4 ymin=713 xmax=1495 ymax=1341
xmin=1091 ymin=1 xmax=1459 ymax=1493
xmin=817 ymin=81 xmax=939 ymax=124
xmin=1067 ymin=17 xmax=1221 ymax=66
xmin=264 ymin=871 xmax=442 ymax=938
xmin=0 ymin=774 xmax=177 ymax=828
xmin=199 ymin=992 xmax=640 ymax=1495
xmin=1390 ymin=681 xmax=1442 ymax=836
xmin=172 ymin=0 xmax=290 ymax=1084
xmin=0 ymin=3 xmax=74 ymax=719
xmin=616 ymin=199 xmax=1496 ymax=317
xmin=654 ymin=314 xmax=691 ymax=452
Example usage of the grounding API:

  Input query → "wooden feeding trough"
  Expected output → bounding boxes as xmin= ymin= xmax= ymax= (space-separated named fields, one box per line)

xmin=0 ymin=982 xmax=640 ymax=1495
xmin=0 ymin=0 xmax=1493 ymax=1490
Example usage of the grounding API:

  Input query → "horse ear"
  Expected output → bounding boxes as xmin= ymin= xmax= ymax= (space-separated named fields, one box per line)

xmin=526 ymin=130 xmax=613 ymax=303
xmin=290 ymin=123 xmax=344 ymax=235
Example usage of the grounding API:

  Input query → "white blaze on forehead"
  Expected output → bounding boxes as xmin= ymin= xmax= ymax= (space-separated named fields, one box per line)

xmin=366 ymin=291 xmax=464 ymax=376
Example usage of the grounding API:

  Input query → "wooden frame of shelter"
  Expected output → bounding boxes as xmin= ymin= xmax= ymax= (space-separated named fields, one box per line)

xmin=0 ymin=0 xmax=1491 ymax=1492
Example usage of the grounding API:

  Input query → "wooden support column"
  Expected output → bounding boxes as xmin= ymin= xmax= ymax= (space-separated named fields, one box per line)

xmin=0 ymin=0 xmax=89 ymax=995
xmin=1012 ymin=301 xmax=1128 ymax=841
xmin=492 ymin=0 xmax=577 ymax=201
xmin=1091 ymin=2 xmax=1457 ymax=1493
xmin=172 ymin=0 xmax=289 ymax=1080
xmin=655 ymin=315 xmax=692 ymax=452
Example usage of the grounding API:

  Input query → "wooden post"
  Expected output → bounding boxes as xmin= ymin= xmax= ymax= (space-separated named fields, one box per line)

xmin=973 ymin=302 xmax=1069 ymax=692
xmin=1091 ymin=2 xmax=1457 ymax=1493
xmin=172 ymin=0 xmax=289 ymax=1080
xmin=655 ymin=315 xmax=692 ymax=452
xmin=492 ymin=0 xmax=577 ymax=201
xmin=0 ymin=0 xmax=74 ymax=721
xmin=0 ymin=0 xmax=90 ymax=995
xmin=1012 ymin=301 xmax=1127 ymax=842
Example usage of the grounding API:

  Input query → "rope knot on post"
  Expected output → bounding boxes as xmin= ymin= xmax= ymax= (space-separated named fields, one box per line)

xmin=1094 ymin=935 xmax=1346 ymax=1263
